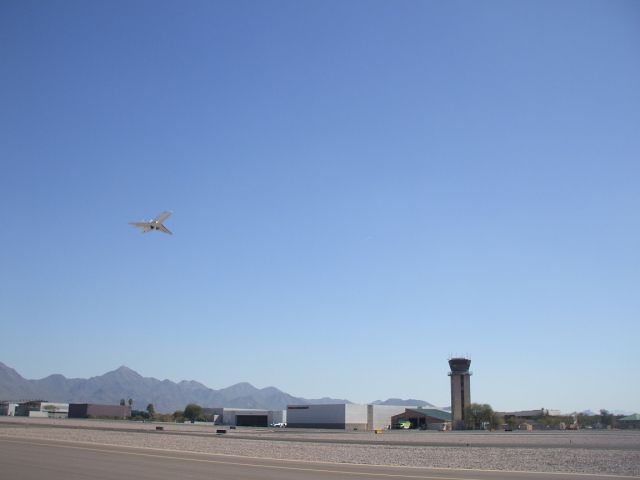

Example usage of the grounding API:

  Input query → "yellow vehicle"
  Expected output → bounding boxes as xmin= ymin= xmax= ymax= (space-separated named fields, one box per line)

xmin=395 ymin=420 xmax=411 ymax=429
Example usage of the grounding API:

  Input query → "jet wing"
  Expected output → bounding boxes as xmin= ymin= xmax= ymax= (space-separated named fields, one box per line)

xmin=129 ymin=222 xmax=153 ymax=233
xmin=157 ymin=224 xmax=173 ymax=235
xmin=154 ymin=211 xmax=172 ymax=223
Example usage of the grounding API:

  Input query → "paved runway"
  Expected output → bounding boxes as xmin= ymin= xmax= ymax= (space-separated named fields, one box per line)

xmin=0 ymin=437 xmax=634 ymax=480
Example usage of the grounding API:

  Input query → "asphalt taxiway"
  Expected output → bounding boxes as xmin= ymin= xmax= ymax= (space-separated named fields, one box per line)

xmin=1 ymin=437 xmax=636 ymax=480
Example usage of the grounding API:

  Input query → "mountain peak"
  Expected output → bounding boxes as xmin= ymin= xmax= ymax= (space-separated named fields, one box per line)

xmin=177 ymin=379 xmax=208 ymax=389
xmin=0 ymin=361 xmax=27 ymax=381
xmin=230 ymin=381 xmax=254 ymax=388
xmin=219 ymin=382 xmax=258 ymax=397
xmin=99 ymin=365 xmax=144 ymax=381
xmin=114 ymin=365 xmax=140 ymax=375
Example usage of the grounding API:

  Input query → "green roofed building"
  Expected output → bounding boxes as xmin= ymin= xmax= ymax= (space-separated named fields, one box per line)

xmin=618 ymin=414 xmax=640 ymax=429
xmin=391 ymin=408 xmax=452 ymax=430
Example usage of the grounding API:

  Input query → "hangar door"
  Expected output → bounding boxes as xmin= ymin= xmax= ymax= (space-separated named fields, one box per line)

xmin=236 ymin=415 xmax=268 ymax=427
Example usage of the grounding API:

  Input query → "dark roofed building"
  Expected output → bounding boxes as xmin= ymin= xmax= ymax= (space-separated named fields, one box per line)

xmin=68 ymin=403 xmax=131 ymax=419
xmin=497 ymin=409 xmax=547 ymax=420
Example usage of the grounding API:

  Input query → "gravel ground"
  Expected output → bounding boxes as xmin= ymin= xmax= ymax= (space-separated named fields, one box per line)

xmin=1 ymin=418 xmax=639 ymax=476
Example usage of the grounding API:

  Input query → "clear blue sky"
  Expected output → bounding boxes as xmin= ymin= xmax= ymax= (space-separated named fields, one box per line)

xmin=1 ymin=0 xmax=638 ymax=413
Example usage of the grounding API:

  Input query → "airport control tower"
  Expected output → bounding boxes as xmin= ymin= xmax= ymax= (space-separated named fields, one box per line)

xmin=448 ymin=357 xmax=472 ymax=429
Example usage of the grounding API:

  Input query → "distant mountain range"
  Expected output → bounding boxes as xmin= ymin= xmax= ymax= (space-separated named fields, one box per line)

xmin=372 ymin=398 xmax=438 ymax=408
xmin=0 ymin=362 xmax=433 ymax=413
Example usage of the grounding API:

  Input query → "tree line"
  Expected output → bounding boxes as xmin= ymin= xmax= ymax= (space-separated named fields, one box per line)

xmin=463 ymin=404 xmax=625 ymax=430
xmin=125 ymin=402 xmax=211 ymax=423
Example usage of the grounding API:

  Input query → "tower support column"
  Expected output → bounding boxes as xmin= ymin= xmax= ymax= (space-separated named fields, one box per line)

xmin=448 ymin=358 xmax=471 ymax=430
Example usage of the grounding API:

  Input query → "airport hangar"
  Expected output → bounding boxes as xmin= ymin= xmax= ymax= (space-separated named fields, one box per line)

xmin=391 ymin=408 xmax=453 ymax=430
xmin=286 ymin=404 xmax=451 ymax=430
xmin=207 ymin=408 xmax=286 ymax=427
xmin=208 ymin=405 xmax=436 ymax=430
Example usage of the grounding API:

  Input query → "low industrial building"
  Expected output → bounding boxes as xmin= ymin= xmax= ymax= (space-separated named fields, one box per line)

xmin=15 ymin=401 xmax=68 ymax=418
xmin=208 ymin=408 xmax=286 ymax=427
xmin=391 ymin=408 xmax=452 ymax=430
xmin=498 ymin=409 xmax=549 ymax=420
xmin=287 ymin=404 xmax=366 ymax=429
xmin=619 ymin=414 xmax=640 ymax=429
xmin=287 ymin=404 xmax=410 ymax=430
xmin=0 ymin=401 xmax=19 ymax=416
xmin=68 ymin=403 xmax=131 ymax=419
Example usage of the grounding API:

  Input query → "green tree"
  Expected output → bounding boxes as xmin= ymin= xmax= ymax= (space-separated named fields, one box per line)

xmin=464 ymin=403 xmax=496 ymax=430
xmin=120 ymin=398 xmax=126 ymax=406
xmin=130 ymin=410 xmax=150 ymax=420
xmin=599 ymin=409 xmax=613 ymax=427
xmin=172 ymin=410 xmax=185 ymax=423
xmin=537 ymin=412 xmax=566 ymax=429
xmin=146 ymin=404 xmax=156 ymax=418
xmin=505 ymin=416 xmax=519 ymax=429
xmin=183 ymin=404 xmax=202 ymax=422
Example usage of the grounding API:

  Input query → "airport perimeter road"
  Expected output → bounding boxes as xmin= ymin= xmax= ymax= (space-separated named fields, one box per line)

xmin=1 ymin=437 xmax=636 ymax=480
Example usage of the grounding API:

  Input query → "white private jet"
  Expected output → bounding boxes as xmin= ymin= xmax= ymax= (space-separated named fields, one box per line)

xmin=129 ymin=211 xmax=173 ymax=235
